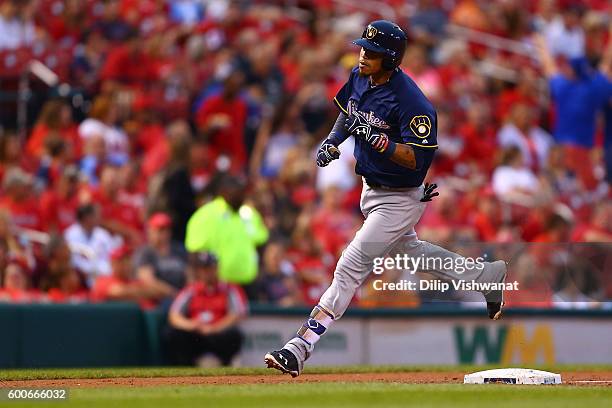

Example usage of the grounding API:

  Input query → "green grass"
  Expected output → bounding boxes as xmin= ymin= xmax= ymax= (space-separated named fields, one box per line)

xmin=2 ymin=383 xmax=611 ymax=408
xmin=1 ymin=366 xmax=610 ymax=408
xmin=1 ymin=364 xmax=611 ymax=381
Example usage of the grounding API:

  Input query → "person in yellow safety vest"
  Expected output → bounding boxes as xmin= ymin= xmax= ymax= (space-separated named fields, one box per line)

xmin=185 ymin=175 xmax=268 ymax=285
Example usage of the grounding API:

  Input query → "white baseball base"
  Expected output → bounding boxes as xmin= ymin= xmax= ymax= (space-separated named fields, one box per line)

xmin=464 ymin=368 xmax=562 ymax=385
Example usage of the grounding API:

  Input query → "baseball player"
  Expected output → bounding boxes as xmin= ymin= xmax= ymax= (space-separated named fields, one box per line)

xmin=265 ymin=20 xmax=507 ymax=377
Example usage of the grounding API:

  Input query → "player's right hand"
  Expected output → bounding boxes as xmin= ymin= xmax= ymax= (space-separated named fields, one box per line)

xmin=316 ymin=142 xmax=340 ymax=167
xmin=345 ymin=111 xmax=372 ymax=139
xmin=420 ymin=182 xmax=439 ymax=202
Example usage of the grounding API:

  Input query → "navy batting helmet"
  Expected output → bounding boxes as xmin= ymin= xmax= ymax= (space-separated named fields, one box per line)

xmin=353 ymin=20 xmax=407 ymax=71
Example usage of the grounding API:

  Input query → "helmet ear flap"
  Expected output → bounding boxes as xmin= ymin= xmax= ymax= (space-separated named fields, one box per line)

xmin=382 ymin=57 xmax=396 ymax=71
xmin=384 ymin=44 xmax=406 ymax=70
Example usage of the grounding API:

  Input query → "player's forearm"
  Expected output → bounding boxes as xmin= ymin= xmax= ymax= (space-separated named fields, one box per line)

xmin=380 ymin=141 xmax=417 ymax=170
xmin=389 ymin=143 xmax=417 ymax=169
xmin=326 ymin=113 xmax=351 ymax=146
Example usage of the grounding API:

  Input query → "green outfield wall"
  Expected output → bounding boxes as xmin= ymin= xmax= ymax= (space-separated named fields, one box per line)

xmin=0 ymin=303 xmax=610 ymax=368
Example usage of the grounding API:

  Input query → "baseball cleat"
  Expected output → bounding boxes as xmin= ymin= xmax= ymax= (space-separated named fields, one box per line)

xmin=264 ymin=349 xmax=300 ymax=378
xmin=485 ymin=260 xmax=507 ymax=320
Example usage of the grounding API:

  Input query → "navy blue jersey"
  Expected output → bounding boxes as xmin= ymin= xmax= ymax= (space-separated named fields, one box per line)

xmin=334 ymin=67 xmax=437 ymax=188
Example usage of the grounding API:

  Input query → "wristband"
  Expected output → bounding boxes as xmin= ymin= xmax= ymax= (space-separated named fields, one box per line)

xmin=381 ymin=140 xmax=397 ymax=158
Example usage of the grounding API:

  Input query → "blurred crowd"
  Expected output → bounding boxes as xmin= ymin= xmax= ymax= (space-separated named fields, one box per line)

xmin=1 ymin=0 xmax=611 ymax=311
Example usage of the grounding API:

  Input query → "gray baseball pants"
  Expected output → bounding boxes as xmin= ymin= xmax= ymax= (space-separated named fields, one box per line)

xmin=284 ymin=182 xmax=506 ymax=368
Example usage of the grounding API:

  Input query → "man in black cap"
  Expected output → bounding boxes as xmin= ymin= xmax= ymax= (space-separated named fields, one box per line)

xmin=165 ymin=251 xmax=247 ymax=366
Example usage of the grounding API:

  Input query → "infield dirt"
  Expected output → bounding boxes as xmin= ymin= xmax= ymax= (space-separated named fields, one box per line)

xmin=4 ymin=371 xmax=611 ymax=388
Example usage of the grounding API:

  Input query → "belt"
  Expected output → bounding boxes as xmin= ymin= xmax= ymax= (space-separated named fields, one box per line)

xmin=364 ymin=178 xmax=420 ymax=191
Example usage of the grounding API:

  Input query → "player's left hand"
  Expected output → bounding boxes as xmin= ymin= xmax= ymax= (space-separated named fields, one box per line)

xmin=420 ymin=182 xmax=439 ymax=202
xmin=345 ymin=111 xmax=372 ymax=139
xmin=316 ymin=141 xmax=341 ymax=167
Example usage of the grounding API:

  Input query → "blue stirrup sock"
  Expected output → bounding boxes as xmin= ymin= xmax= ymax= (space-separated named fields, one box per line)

xmin=296 ymin=304 xmax=335 ymax=346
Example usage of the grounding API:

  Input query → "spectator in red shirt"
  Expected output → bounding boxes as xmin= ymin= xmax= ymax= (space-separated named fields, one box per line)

xmin=92 ymin=245 xmax=165 ymax=308
xmin=195 ymin=67 xmax=248 ymax=171
xmin=166 ymin=252 xmax=247 ymax=366
xmin=311 ymin=186 xmax=360 ymax=257
xmin=471 ymin=188 xmax=501 ymax=242
xmin=25 ymin=99 xmax=81 ymax=160
xmin=1 ymin=133 xmax=27 ymax=182
xmin=45 ymin=0 xmax=87 ymax=45
xmin=0 ymin=259 xmax=36 ymax=303
xmin=457 ymin=100 xmax=498 ymax=174
xmin=117 ymin=161 xmax=147 ymax=218
xmin=88 ymin=165 xmax=143 ymax=243
xmin=572 ymin=201 xmax=612 ymax=242
xmin=38 ymin=234 xmax=88 ymax=303
xmin=283 ymin=212 xmax=334 ymax=306
xmin=495 ymin=67 xmax=540 ymax=122
xmin=418 ymin=189 xmax=476 ymax=245
xmin=533 ymin=209 xmax=574 ymax=243
xmin=99 ymin=30 xmax=158 ymax=85
xmin=0 ymin=168 xmax=42 ymax=232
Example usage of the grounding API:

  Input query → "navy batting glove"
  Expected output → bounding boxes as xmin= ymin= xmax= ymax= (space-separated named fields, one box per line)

xmin=420 ymin=182 xmax=439 ymax=202
xmin=345 ymin=111 xmax=372 ymax=139
xmin=316 ymin=141 xmax=340 ymax=167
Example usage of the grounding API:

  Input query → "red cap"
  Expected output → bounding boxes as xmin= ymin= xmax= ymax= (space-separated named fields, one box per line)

xmin=148 ymin=212 xmax=172 ymax=229
xmin=110 ymin=245 xmax=132 ymax=261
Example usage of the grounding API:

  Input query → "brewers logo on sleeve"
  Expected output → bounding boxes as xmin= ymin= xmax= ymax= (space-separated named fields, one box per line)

xmin=409 ymin=115 xmax=431 ymax=138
